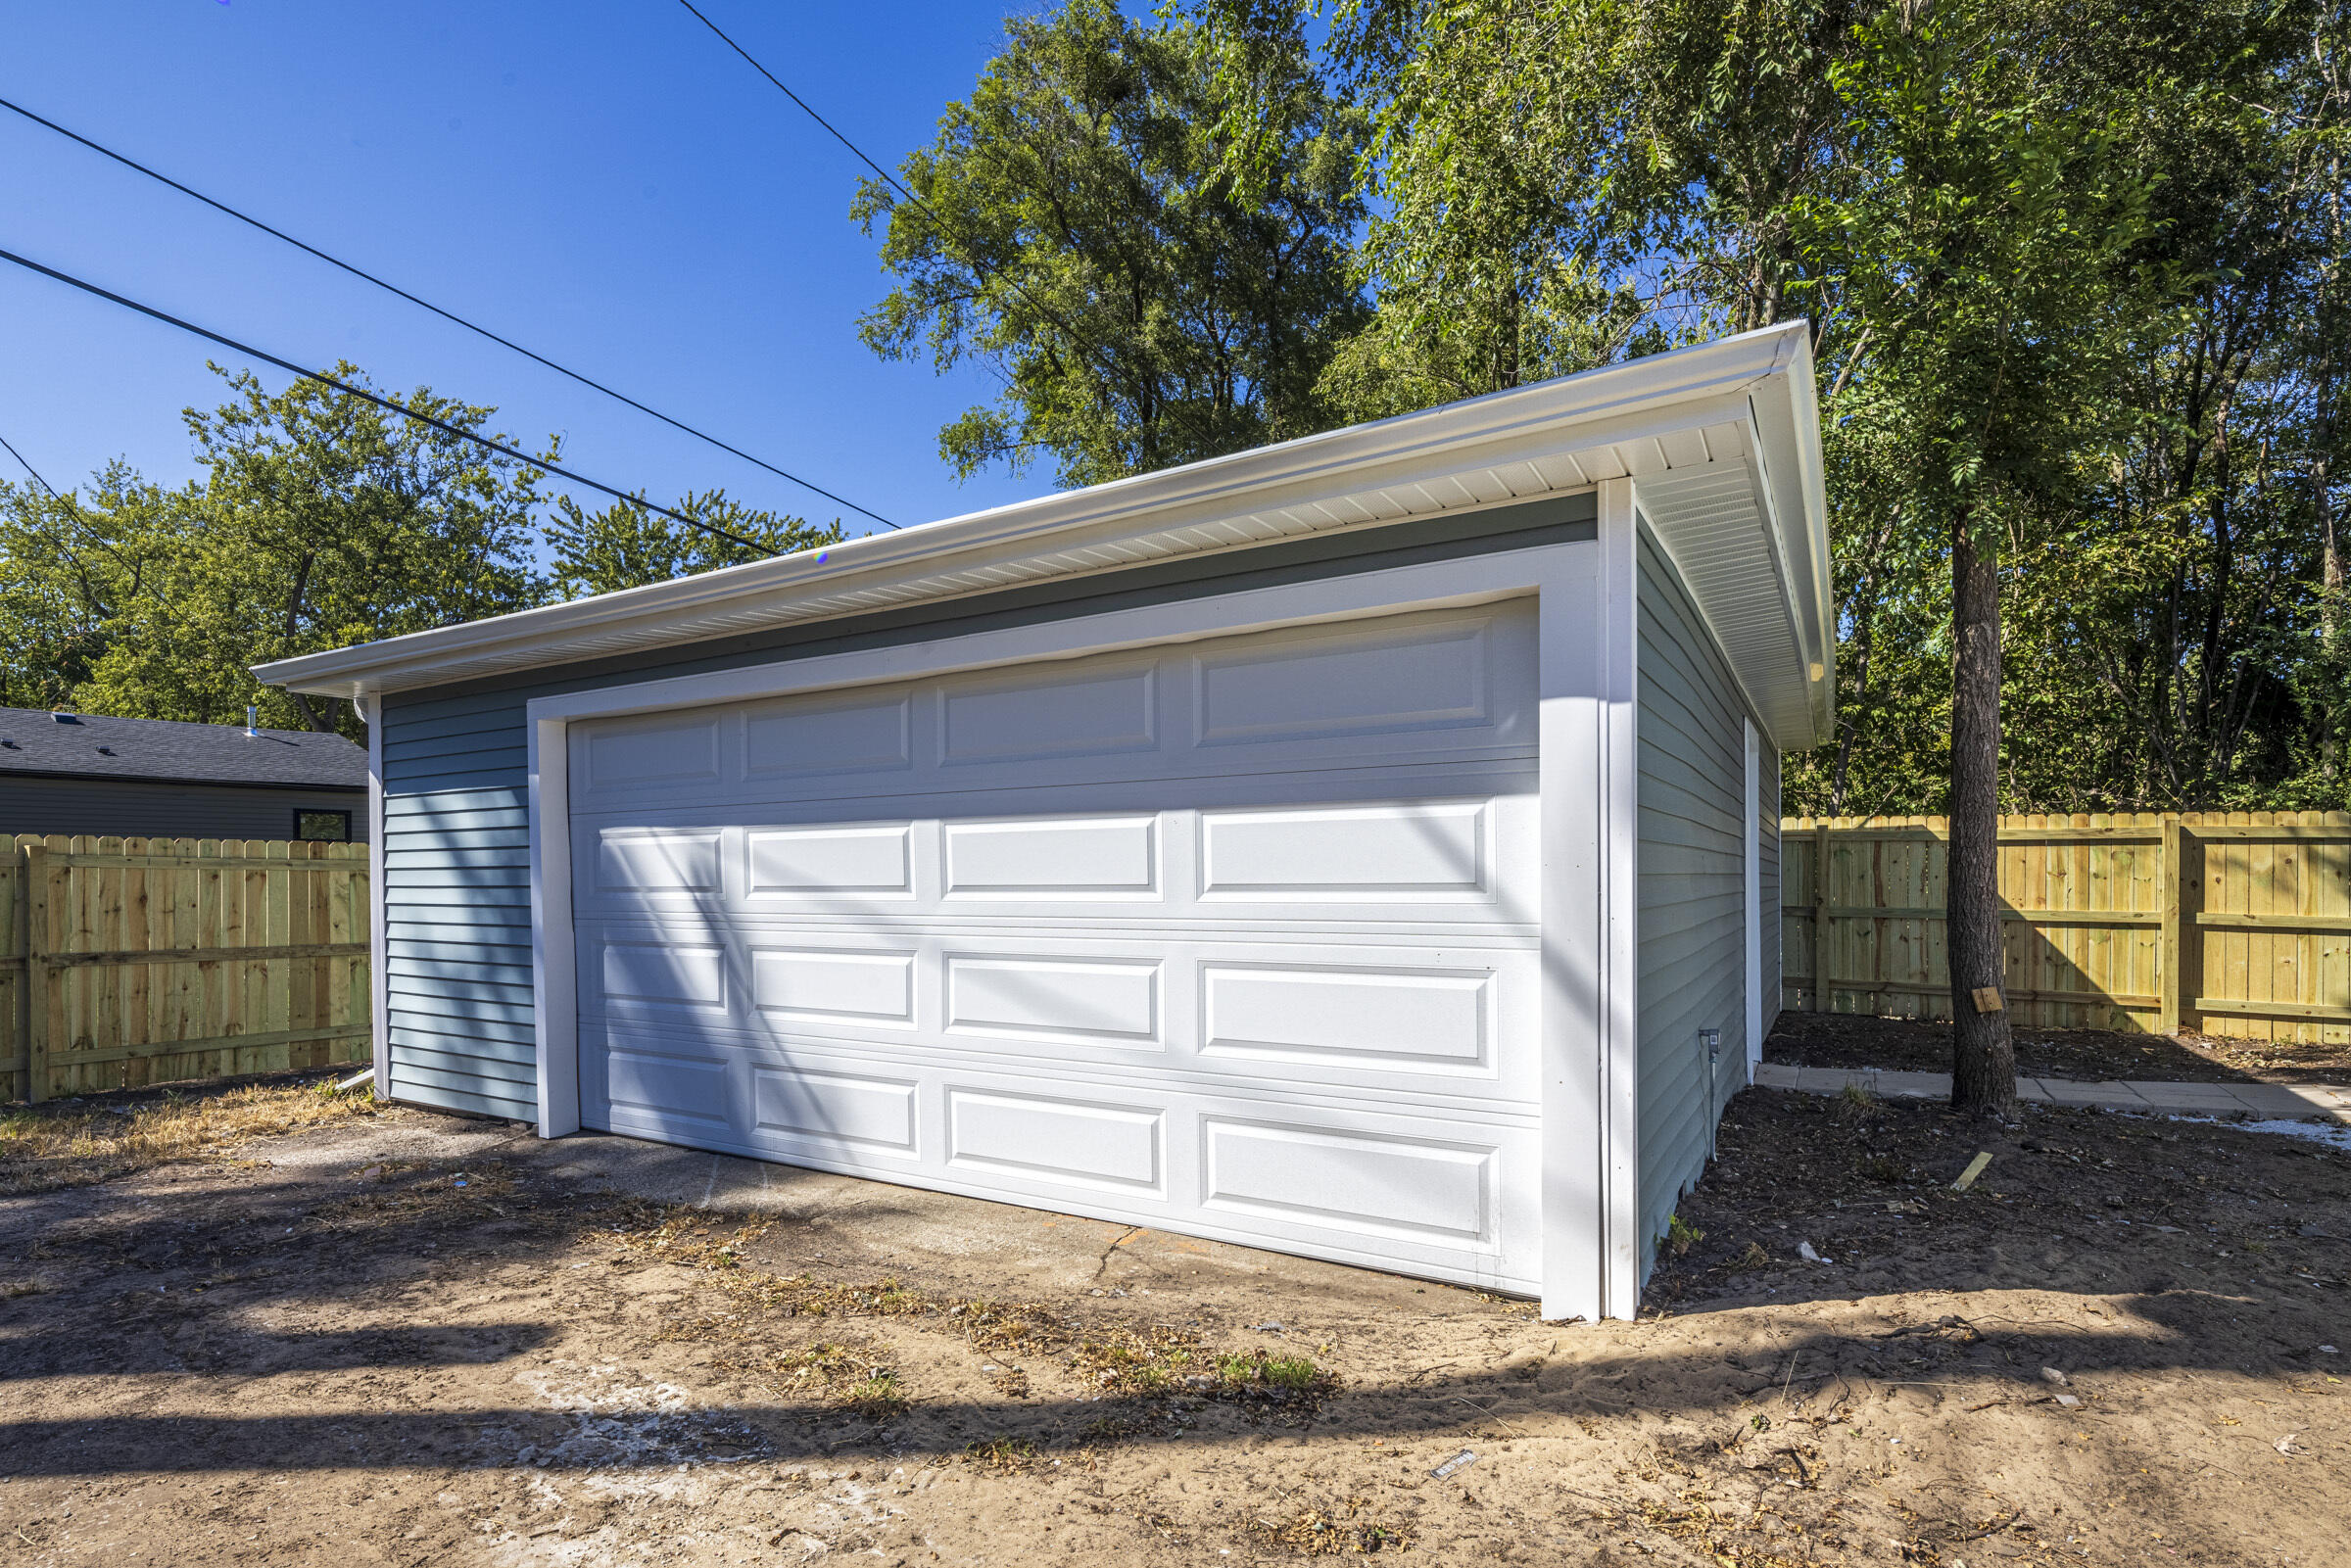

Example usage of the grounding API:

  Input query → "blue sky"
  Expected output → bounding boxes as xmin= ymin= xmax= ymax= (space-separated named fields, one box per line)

xmin=0 ymin=0 xmax=1052 ymax=542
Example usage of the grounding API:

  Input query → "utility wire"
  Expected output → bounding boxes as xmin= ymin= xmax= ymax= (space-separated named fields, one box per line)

xmin=675 ymin=0 xmax=1228 ymax=461
xmin=0 ymin=426 xmax=56 ymax=497
xmin=0 ymin=94 xmax=895 ymax=530
xmin=0 ymin=247 xmax=777 ymax=553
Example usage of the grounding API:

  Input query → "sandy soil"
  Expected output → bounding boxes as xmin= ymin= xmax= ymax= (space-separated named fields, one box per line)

xmin=1766 ymin=1010 xmax=2351 ymax=1085
xmin=1 ymin=1084 xmax=2345 ymax=1567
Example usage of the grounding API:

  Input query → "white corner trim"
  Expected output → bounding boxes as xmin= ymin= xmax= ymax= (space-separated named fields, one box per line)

xmin=359 ymin=691 xmax=388 ymax=1100
xmin=1592 ymin=479 xmax=1642 ymax=1319
xmin=529 ymin=712 xmax=580 ymax=1138
xmin=524 ymin=539 xmax=1626 ymax=1315
xmin=1745 ymin=718 xmax=1763 ymax=1080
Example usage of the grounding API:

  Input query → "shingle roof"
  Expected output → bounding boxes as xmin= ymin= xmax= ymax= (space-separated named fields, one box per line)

xmin=0 ymin=708 xmax=365 ymax=790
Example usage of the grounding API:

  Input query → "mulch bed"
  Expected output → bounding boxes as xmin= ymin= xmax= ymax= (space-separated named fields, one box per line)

xmin=1766 ymin=1007 xmax=2351 ymax=1083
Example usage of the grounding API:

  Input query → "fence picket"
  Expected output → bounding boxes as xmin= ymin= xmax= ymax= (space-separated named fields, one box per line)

xmin=1781 ymin=813 xmax=2351 ymax=1035
xmin=1 ymin=836 xmax=370 ymax=1101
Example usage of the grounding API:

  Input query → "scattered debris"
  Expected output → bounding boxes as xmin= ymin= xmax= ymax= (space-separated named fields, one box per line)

xmin=2275 ymin=1434 xmax=2300 ymax=1455
xmin=2039 ymin=1367 xmax=2069 ymax=1388
xmin=2053 ymin=1394 xmax=2081 ymax=1408
xmin=1431 ymin=1449 xmax=1477 ymax=1480
xmin=1950 ymin=1152 xmax=1994 ymax=1192
xmin=1797 ymin=1240 xmax=1832 ymax=1264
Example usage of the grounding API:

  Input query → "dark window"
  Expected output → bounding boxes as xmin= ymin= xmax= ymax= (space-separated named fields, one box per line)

xmin=294 ymin=809 xmax=352 ymax=842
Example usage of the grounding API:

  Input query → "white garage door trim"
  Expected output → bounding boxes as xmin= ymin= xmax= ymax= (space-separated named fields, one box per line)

xmin=526 ymin=492 xmax=1640 ymax=1320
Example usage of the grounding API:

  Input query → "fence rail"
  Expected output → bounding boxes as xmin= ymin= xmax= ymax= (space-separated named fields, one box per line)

xmin=1783 ymin=812 xmax=2351 ymax=1042
xmin=3 ymin=834 xmax=371 ymax=1102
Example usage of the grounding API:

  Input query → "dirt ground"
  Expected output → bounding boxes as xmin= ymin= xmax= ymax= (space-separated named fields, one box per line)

xmin=1765 ymin=1010 xmax=2351 ymax=1085
xmin=1 ymin=1079 xmax=2345 ymax=1567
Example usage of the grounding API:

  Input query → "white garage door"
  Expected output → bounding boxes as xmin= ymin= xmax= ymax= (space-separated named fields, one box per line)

xmin=569 ymin=601 xmax=1543 ymax=1292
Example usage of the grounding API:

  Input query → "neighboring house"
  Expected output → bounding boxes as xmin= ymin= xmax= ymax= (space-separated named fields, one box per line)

xmin=0 ymin=708 xmax=367 ymax=842
xmin=257 ymin=322 xmax=1832 ymax=1322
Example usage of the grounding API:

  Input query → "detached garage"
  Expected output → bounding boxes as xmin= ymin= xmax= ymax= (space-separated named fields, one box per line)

xmin=256 ymin=322 xmax=1832 ymax=1322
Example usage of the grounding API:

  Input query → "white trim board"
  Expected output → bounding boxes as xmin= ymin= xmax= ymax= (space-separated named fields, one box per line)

xmin=525 ymin=539 xmax=1638 ymax=1321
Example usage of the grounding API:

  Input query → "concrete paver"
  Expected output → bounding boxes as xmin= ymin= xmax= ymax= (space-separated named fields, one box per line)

xmin=1753 ymin=1063 xmax=2351 ymax=1122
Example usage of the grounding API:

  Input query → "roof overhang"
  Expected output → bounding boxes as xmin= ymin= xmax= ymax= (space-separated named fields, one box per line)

xmin=256 ymin=321 xmax=1835 ymax=749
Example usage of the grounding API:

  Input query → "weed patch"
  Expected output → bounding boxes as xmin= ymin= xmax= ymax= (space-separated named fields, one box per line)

xmin=1247 ymin=1498 xmax=1410 ymax=1555
xmin=0 ymin=1079 xmax=388 ymax=1196
xmin=962 ymin=1434 xmax=1039 ymax=1473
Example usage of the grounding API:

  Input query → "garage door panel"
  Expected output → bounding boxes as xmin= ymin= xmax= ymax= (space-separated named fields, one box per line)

xmin=1199 ymin=1117 xmax=1496 ymax=1246
xmin=946 ymin=1087 xmax=1166 ymax=1196
xmin=743 ymin=688 xmax=914 ymax=780
xmin=1198 ymin=962 xmax=1494 ymax=1073
xmin=595 ymin=830 xmax=722 ymax=895
xmin=940 ymin=815 xmax=1160 ymax=898
xmin=943 ymin=952 xmax=1164 ymax=1047
xmin=579 ymin=936 xmax=1536 ymax=1101
xmin=744 ymin=824 xmax=915 ymax=897
xmin=750 ymin=946 xmax=918 ymax=1027
xmin=1190 ymin=612 xmax=1502 ymax=747
xmin=939 ymin=661 xmax=1160 ymax=767
xmin=579 ymin=710 xmax=723 ymax=795
xmin=572 ymin=794 xmax=1536 ymax=928
xmin=570 ymin=603 xmax=1541 ymax=1291
xmin=750 ymin=1064 xmax=921 ymax=1157
xmin=601 ymin=1044 xmax=732 ymax=1132
xmin=580 ymin=1033 xmax=1540 ymax=1290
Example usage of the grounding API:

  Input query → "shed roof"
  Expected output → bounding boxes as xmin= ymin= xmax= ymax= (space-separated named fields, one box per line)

xmin=256 ymin=322 xmax=1835 ymax=747
xmin=0 ymin=708 xmax=365 ymax=790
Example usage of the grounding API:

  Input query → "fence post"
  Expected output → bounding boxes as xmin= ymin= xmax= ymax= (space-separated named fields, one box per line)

xmin=23 ymin=842 xmax=50 ymax=1104
xmin=2153 ymin=818 xmax=2190 ymax=1034
xmin=1811 ymin=821 xmax=1833 ymax=1013
xmin=2156 ymin=815 xmax=2182 ymax=1034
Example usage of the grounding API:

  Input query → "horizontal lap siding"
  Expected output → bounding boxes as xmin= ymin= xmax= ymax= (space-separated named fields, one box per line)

xmin=1759 ymin=750 xmax=1783 ymax=1040
xmin=377 ymin=707 xmax=537 ymax=1118
xmin=1636 ymin=526 xmax=1749 ymax=1280
xmin=373 ymin=499 xmax=1601 ymax=1125
xmin=0 ymin=776 xmax=368 ymax=841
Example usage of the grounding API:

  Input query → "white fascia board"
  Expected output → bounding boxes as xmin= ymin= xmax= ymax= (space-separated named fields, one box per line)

xmin=254 ymin=322 xmax=1827 ymax=701
xmin=1745 ymin=329 xmax=1836 ymax=744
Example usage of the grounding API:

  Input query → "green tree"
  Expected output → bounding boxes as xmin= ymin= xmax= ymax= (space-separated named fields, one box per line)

xmin=544 ymin=489 xmax=840 ymax=600
xmin=1788 ymin=3 xmax=2163 ymax=1114
xmin=6 ymin=364 xmax=550 ymax=736
xmin=854 ymin=0 xmax=1369 ymax=486
xmin=0 ymin=465 xmax=201 ymax=712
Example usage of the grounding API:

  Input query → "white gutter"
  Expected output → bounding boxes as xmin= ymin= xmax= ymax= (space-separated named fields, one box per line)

xmin=255 ymin=322 xmax=1834 ymax=740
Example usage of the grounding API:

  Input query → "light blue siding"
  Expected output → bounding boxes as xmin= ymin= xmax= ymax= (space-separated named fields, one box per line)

xmin=1759 ymin=748 xmax=1783 ymax=1037
xmin=1635 ymin=524 xmax=1752 ymax=1280
xmin=375 ymin=495 xmax=1600 ymax=1122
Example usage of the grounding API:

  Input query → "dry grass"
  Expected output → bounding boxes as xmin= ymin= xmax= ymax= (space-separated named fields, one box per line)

xmin=0 ymin=1078 xmax=390 ymax=1196
xmin=1247 ymin=1499 xmax=1411 ymax=1556
xmin=763 ymin=1341 xmax=908 ymax=1416
xmin=312 ymin=1160 xmax=524 ymax=1226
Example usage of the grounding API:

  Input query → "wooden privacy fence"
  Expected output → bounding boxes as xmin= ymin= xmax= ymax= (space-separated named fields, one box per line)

xmin=2 ymin=835 xmax=371 ymax=1102
xmin=1783 ymin=812 xmax=2351 ymax=1041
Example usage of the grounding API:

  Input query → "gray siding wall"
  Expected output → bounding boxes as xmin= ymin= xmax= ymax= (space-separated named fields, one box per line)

xmin=1758 ymin=747 xmax=1783 ymax=1043
xmin=0 ymin=776 xmax=366 ymax=842
xmin=1634 ymin=524 xmax=1751 ymax=1279
xmin=375 ymin=497 xmax=1599 ymax=1122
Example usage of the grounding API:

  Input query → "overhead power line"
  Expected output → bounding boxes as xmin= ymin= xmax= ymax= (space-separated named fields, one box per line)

xmin=0 ymin=426 xmax=57 ymax=497
xmin=0 ymin=247 xmax=777 ymax=553
xmin=675 ymin=0 xmax=1228 ymax=461
xmin=0 ymin=94 xmax=895 ymax=530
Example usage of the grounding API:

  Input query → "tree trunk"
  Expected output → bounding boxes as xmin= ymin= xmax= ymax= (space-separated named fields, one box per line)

xmin=1948 ymin=510 xmax=2017 ymax=1117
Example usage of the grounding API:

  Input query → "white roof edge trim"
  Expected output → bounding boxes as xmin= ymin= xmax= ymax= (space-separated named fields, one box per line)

xmin=256 ymin=322 xmax=1832 ymax=712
